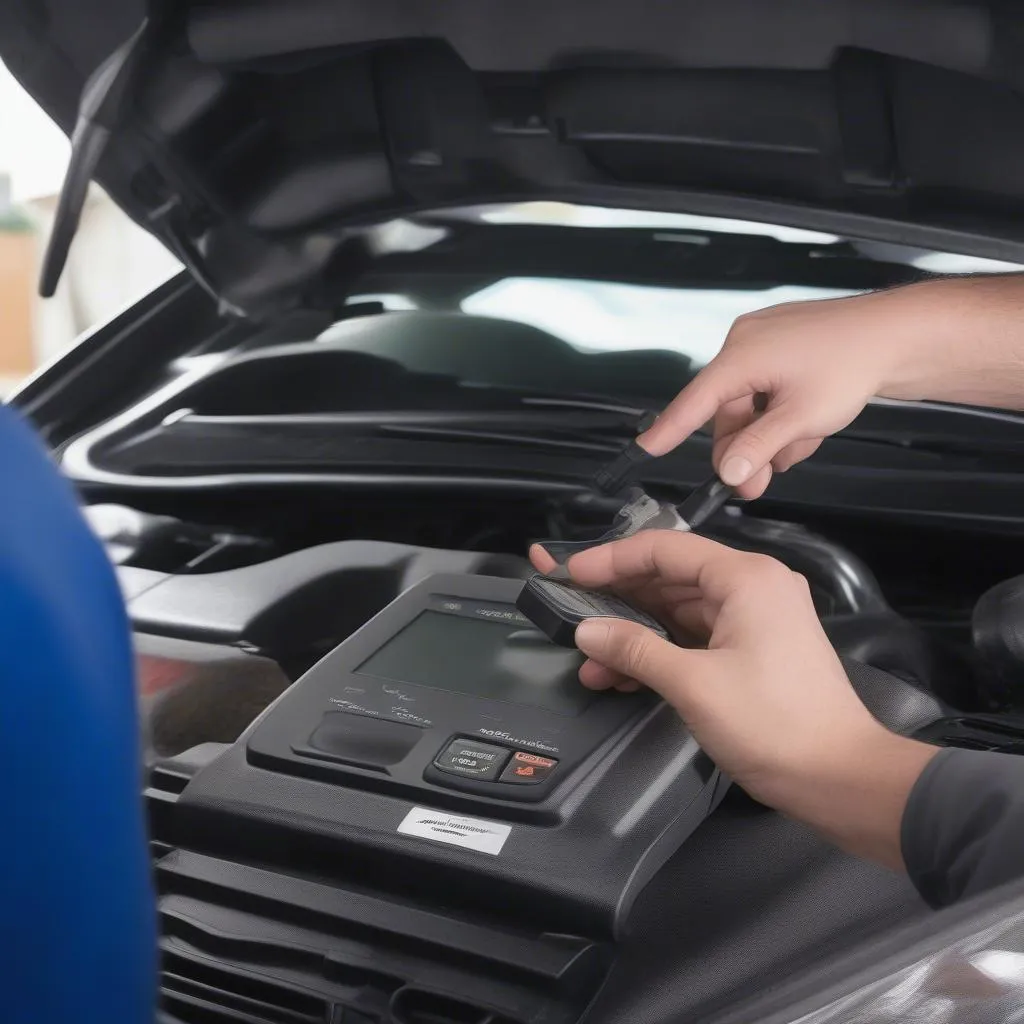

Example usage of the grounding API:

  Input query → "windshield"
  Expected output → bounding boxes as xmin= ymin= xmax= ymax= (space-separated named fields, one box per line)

xmin=461 ymin=277 xmax=855 ymax=368
xmin=321 ymin=203 xmax=1023 ymax=402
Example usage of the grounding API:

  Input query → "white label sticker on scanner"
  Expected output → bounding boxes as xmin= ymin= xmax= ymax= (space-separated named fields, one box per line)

xmin=398 ymin=806 xmax=511 ymax=855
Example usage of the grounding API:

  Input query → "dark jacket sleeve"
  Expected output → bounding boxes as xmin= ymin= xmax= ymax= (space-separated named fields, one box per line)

xmin=902 ymin=746 xmax=1024 ymax=908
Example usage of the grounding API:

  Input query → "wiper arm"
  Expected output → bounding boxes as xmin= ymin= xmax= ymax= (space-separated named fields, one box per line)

xmin=40 ymin=19 xmax=153 ymax=297
xmin=39 ymin=16 xmax=243 ymax=316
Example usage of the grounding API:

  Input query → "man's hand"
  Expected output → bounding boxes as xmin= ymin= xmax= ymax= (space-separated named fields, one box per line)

xmin=530 ymin=531 xmax=939 ymax=869
xmin=637 ymin=275 xmax=1024 ymax=497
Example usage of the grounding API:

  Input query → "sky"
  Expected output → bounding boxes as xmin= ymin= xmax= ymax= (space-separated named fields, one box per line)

xmin=0 ymin=62 xmax=70 ymax=201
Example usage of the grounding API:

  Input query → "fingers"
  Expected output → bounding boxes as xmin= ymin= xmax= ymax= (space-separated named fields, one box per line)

xmin=579 ymin=658 xmax=641 ymax=692
xmin=772 ymin=437 xmax=823 ymax=473
xmin=716 ymin=400 xmax=809 ymax=489
xmin=713 ymin=400 xmax=822 ymax=493
xmin=732 ymin=465 xmax=773 ymax=499
xmin=535 ymin=525 xmax=777 ymax=646
xmin=636 ymin=295 xmax=880 ymax=468
xmin=637 ymin=358 xmax=753 ymax=457
xmin=712 ymin=397 xmax=774 ymax=498
xmin=530 ymin=539 xmax=713 ymax=646
xmin=565 ymin=530 xmax=745 ymax=605
xmin=574 ymin=617 xmax=708 ymax=707
xmin=529 ymin=543 xmax=557 ymax=573
xmin=625 ymin=579 xmax=712 ymax=642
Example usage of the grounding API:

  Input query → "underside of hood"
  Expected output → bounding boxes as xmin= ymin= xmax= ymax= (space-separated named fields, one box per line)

xmin=5 ymin=0 xmax=1024 ymax=319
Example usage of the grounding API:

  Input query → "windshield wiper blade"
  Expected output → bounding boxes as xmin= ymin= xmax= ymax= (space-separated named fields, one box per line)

xmin=184 ymin=407 xmax=649 ymax=430
xmin=514 ymin=394 xmax=650 ymax=418
xmin=174 ymin=406 xmax=653 ymax=457
xmin=376 ymin=422 xmax=625 ymax=453
xmin=373 ymin=403 xmax=651 ymax=452
xmin=374 ymin=398 xmax=658 ymax=453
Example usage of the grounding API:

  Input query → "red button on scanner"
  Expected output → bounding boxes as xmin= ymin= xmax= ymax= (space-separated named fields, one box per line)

xmin=499 ymin=749 xmax=558 ymax=785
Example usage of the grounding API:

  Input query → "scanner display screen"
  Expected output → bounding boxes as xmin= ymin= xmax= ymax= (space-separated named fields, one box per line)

xmin=355 ymin=605 xmax=591 ymax=716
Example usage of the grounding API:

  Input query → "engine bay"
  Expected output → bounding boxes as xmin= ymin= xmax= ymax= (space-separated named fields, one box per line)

xmin=89 ymin=481 xmax=1009 ymax=736
xmin=81 ymin=478 xmax=1024 ymax=1024
xmin=46 ymin=241 xmax=1024 ymax=1024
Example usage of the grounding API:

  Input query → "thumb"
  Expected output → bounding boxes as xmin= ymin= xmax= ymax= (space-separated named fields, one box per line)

xmin=717 ymin=402 xmax=808 ymax=488
xmin=575 ymin=617 xmax=702 ymax=702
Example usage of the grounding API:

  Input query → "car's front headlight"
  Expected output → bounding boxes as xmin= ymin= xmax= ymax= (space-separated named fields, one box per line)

xmin=798 ymin=910 xmax=1024 ymax=1024
xmin=718 ymin=887 xmax=1024 ymax=1024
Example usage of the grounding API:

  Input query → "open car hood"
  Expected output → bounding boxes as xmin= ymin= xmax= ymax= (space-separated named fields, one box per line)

xmin=6 ymin=0 xmax=1024 ymax=319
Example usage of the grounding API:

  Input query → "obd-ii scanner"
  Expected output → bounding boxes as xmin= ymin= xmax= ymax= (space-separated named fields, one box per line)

xmin=165 ymin=569 xmax=727 ymax=1023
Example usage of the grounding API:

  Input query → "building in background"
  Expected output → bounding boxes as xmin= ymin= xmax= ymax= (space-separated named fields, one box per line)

xmin=0 ymin=177 xmax=181 ymax=397
xmin=0 ymin=171 xmax=35 ymax=386
xmin=0 ymin=60 xmax=185 ymax=396
xmin=26 ymin=184 xmax=182 ymax=367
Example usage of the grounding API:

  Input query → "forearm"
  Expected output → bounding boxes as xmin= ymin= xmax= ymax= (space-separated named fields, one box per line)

xmin=768 ymin=728 xmax=941 ymax=871
xmin=879 ymin=274 xmax=1024 ymax=411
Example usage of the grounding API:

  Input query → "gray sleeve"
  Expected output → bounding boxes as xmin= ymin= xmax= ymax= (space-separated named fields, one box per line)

xmin=901 ymin=746 xmax=1024 ymax=908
